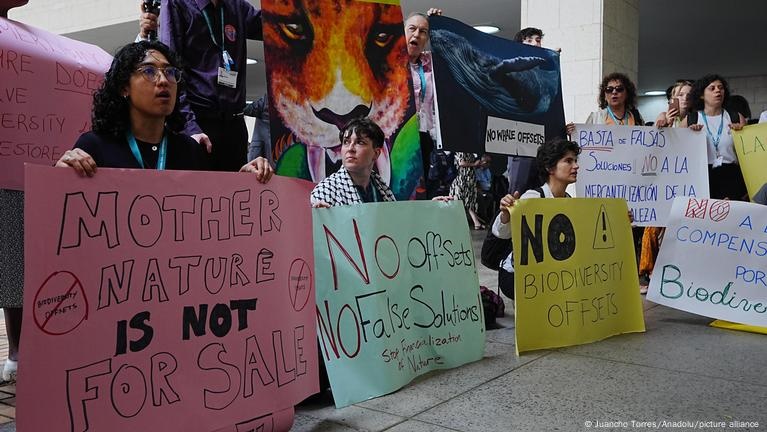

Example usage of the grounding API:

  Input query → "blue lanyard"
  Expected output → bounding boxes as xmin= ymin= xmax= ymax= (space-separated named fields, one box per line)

xmin=417 ymin=61 xmax=427 ymax=104
xmin=700 ymin=111 xmax=724 ymax=155
xmin=202 ymin=6 xmax=235 ymax=71
xmin=126 ymin=131 xmax=167 ymax=170
xmin=201 ymin=6 xmax=225 ymax=49
xmin=606 ymin=106 xmax=630 ymax=125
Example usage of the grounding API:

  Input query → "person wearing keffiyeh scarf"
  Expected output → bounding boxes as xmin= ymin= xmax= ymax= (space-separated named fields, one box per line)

xmin=311 ymin=117 xmax=395 ymax=207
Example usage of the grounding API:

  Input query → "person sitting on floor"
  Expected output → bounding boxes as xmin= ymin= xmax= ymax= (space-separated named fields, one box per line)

xmin=489 ymin=138 xmax=580 ymax=300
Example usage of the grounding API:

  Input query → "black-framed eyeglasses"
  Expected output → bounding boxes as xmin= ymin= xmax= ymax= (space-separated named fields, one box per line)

xmin=605 ymin=86 xmax=625 ymax=94
xmin=135 ymin=65 xmax=182 ymax=83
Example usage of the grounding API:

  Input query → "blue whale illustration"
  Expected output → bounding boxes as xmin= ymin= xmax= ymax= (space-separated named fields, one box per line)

xmin=430 ymin=29 xmax=560 ymax=117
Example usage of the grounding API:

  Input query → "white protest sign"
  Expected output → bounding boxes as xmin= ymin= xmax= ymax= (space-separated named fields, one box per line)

xmin=574 ymin=125 xmax=709 ymax=226
xmin=484 ymin=116 xmax=544 ymax=156
xmin=648 ymin=198 xmax=767 ymax=327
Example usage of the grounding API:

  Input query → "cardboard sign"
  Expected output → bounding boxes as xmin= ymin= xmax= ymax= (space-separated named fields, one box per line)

xmin=0 ymin=17 xmax=111 ymax=190
xmin=733 ymin=123 xmax=767 ymax=201
xmin=648 ymin=197 xmax=767 ymax=327
xmin=574 ymin=124 xmax=709 ymax=226
xmin=511 ymin=198 xmax=645 ymax=354
xmin=312 ymin=201 xmax=485 ymax=407
xmin=19 ymin=166 xmax=318 ymax=432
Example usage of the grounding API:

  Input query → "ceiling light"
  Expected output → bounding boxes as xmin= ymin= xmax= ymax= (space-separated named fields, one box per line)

xmin=474 ymin=25 xmax=500 ymax=34
xmin=246 ymin=58 xmax=258 ymax=65
xmin=644 ymin=91 xmax=666 ymax=96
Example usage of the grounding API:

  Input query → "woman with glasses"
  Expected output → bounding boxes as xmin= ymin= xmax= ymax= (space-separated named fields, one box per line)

xmin=55 ymin=40 xmax=272 ymax=178
xmin=564 ymin=72 xmax=645 ymax=135
xmin=582 ymin=73 xmax=645 ymax=293
xmin=587 ymin=72 xmax=645 ymax=126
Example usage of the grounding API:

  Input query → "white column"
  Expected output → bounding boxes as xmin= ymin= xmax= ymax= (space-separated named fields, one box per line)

xmin=520 ymin=0 xmax=639 ymax=124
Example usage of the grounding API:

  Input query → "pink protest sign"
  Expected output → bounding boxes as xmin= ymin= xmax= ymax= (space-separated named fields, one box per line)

xmin=0 ymin=17 xmax=111 ymax=190
xmin=20 ymin=165 xmax=318 ymax=432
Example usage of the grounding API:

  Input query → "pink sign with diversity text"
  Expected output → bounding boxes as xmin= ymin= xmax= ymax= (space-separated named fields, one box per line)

xmin=19 ymin=165 xmax=318 ymax=432
xmin=0 ymin=17 xmax=111 ymax=190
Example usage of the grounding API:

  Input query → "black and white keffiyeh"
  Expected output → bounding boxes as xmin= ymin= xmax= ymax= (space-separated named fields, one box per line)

xmin=311 ymin=167 xmax=396 ymax=207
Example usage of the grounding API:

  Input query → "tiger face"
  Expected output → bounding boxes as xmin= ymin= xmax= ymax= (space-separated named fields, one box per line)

xmin=262 ymin=0 xmax=411 ymax=181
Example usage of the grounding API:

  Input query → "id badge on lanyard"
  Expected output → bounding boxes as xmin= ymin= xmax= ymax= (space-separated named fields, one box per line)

xmin=218 ymin=65 xmax=237 ymax=88
xmin=203 ymin=7 xmax=238 ymax=88
xmin=218 ymin=49 xmax=237 ymax=87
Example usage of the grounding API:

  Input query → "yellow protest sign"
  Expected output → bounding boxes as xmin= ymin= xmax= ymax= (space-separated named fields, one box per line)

xmin=710 ymin=320 xmax=767 ymax=335
xmin=733 ymin=123 xmax=767 ymax=201
xmin=511 ymin=198 xmax=645 ymax=354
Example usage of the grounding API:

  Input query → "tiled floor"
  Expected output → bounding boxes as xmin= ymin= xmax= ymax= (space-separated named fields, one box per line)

xmin=5 ymin=230 xmax=767 ymax=431
xmin=290 ymin=230 xmax=767 ymax=431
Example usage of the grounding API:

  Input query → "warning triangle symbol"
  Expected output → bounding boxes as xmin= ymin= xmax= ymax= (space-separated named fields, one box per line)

xmin=592 ymin=204 xmax=616 ymax=249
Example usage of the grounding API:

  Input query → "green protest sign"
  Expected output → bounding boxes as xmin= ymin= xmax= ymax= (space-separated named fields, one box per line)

xmin=312 ymin=201 xmax=485 ymax=407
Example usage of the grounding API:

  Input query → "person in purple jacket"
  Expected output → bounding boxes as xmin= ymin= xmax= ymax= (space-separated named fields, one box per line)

xmin=139 ymin=0 xmax=263 ymax=172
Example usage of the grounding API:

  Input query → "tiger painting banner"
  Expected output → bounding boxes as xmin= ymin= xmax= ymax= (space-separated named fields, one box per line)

xmin=261 ymin=0 xmax=422 ymax=200
xmin=647 ymin=198 xmax=767 ymax=327
xmin=312 ymin=201 xmax=485 ymax=407
xmin=732 ymin=122 xmax=767 ymax=202
xmin=19 ymin=165 xmax=318 ymax=432
xmin=511 ymin=198 xmax=645 ymax=354
xmin=0 ymin=16 xmax=111 ymax=190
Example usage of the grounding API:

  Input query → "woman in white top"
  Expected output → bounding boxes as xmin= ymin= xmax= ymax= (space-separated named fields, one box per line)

xmin=490 ymin=138 xmax=580 ymax=299
xmin=681 ymin=74 xmax=747 ymax=200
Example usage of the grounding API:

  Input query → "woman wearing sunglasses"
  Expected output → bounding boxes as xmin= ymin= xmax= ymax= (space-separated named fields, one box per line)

xmin=586 ymin=72 xmax=645 ymax=126
xmin=56 ymin=40 xmax=272 ymax=179
xmin=583 ymin=73 xmax=645 ymax=294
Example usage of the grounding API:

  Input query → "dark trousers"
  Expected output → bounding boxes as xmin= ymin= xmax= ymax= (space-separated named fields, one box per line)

xmin=709 ymin=163 xmax=747 ymax=200
xmin=196 ymin=114 xmax=249 ymax=172
xmin=420 ymin=131 xmax=434 ymax=183
xmin=498 ymin=267 xmax=514 ymax=300
xmin=477 ymin=189 xmax=494 ymax=222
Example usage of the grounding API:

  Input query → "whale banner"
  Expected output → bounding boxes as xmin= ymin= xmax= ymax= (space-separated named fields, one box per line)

xmin=429 ymin=16 xmax=565 ymax=155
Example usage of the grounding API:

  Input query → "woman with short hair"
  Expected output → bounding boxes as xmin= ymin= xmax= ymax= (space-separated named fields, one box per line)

xmin=488 ymin=138 xmax=581 ymax=299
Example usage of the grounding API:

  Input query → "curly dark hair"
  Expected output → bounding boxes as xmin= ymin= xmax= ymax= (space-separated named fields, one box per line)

xmin=536 ymin=137 xmax=581 ymax=183
xmin=339 ymin=117 xmax=385 ymax=148
xmin=689 ymin=74 xmax=734 ymax=114
xmin=598 ymin=72 xmax=638 ymax=111
xmin=91 ymin=40 xmax=186 ymax=137
xmin=514 ymin=27 xmax=543 ymax=42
